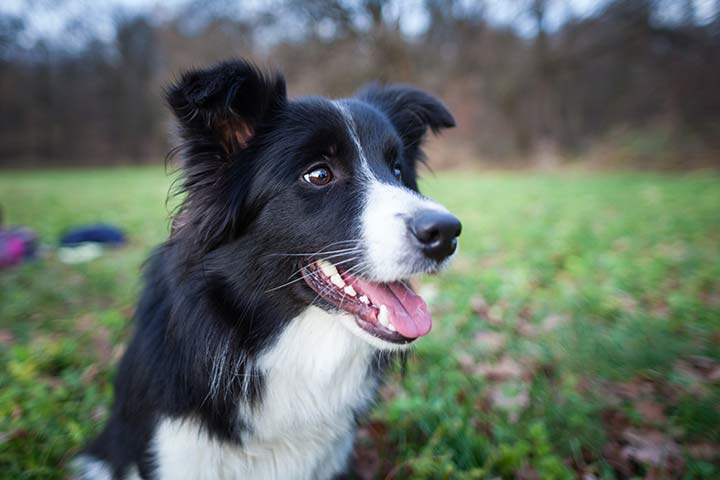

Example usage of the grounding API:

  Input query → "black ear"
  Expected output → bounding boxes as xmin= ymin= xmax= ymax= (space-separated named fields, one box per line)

xmin=165 ymin=59 xmax=287 ymax=154
xmin=356 ymin=83 xmax=455 ymax=159
xmin=165 ymin=60 xmax=286 ymax=252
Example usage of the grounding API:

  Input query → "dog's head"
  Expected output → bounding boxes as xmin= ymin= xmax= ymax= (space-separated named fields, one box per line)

xmin=166 ymin=59 xmax=461 ymax=350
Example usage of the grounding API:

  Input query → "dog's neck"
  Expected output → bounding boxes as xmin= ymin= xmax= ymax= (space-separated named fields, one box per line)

xmin=153 ymin=306 xmax=382 ymax=479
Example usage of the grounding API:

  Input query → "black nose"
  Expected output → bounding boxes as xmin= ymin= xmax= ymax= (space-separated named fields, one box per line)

xmin=411 ymin=210 xmax=462 ymax=261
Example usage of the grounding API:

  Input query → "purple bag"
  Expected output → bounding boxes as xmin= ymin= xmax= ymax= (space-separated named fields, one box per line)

xmin=0 ymin=227 xmax=38 ymax=268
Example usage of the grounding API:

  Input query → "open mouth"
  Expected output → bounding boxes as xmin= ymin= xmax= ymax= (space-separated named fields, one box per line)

xmin=301 ymin=259 xmax=431 ymax=344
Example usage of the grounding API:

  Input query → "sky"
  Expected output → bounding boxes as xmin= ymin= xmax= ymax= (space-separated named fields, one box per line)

xmin=2 ymin=0 xmax=717 ymax=49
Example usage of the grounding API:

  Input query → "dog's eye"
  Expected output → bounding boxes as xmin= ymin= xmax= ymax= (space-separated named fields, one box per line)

xmin=392 ymin=161 xmax=402 ymax=180
xmin=303 ymin=166 xmax=334 ymax=186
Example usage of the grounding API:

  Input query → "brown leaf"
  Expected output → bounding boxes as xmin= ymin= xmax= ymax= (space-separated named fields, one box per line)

xmin=612 ymin=378 xmax=657 ymax=400
xmin=352 ymin=429 xmax=381 ymax=480
xmin=378 ymin=382 xmax=402 ymax=403
xmin=516 ymin=321 xmax=539 ymax=338
xmin=488 ymin=381 xmax=530 ymax=423
xmin=674 ymin=356 xmax=720 ymax=397
xmin=75 ymin=313 xmax=99 ymax=331
xmin=91 ymin=406 xmax=107 ymax=422
xmin=39 ymin=375 xmax=65 ymax=389
xmin=603 ymin=442 xmax=634 ymax=478
xmin=92 ymin=327 xmax=114 ymax=364
xmin=82 ymin=364 xmax=101 ymax=386
xmin=112 ymin=343 xmax=127 ymax=362
xmin=687 ymin=443 xmax=720 ymax=461
xmin=0 ymin=428 xmax=30 ymax=443
xmin=621 ymin=428 xmax=685 ymax=475
xmin=465 ymin=356 xmax=531 ymax=382
xmin=473 ymin=331 xmax=506 ymax=354
xmin=470 ymin=295 xmax=489 ymax=315
xmin=602 ymin=408 xmax=631 ymax=439
xmin=486 ymin=305 xmax=504 ymax=326
xmin=514 ymin=465 xmax=540 ymax=480
xmin=0 ymin=329 xmax=16 ymax=346
xmin=635 ymin=400 xmax=666 ymax=425
xmin=541 ymin=314 xmax=567 ymax=332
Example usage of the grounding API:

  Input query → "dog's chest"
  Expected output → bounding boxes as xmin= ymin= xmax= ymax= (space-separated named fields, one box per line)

xmin=153 ymin=307 xmax=378 ymax=480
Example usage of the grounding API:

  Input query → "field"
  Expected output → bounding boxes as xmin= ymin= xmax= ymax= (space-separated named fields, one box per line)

xmin=1 ymin=168 xmax=719 ymax=479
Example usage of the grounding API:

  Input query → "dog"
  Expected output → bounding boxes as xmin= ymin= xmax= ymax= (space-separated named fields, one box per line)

xmin=74 ymin=58 xmax=461 ymax=480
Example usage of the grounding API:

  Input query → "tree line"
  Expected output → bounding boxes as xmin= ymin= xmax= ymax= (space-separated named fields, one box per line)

xmin=1 ymin=0 xmax=718 ymax=168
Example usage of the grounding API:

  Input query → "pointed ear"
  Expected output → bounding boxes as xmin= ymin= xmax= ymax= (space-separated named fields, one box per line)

xmin=356 ymin=83 xmax=455 ymax=157
xmin=165 ymin=59 xmax=287 ymax=155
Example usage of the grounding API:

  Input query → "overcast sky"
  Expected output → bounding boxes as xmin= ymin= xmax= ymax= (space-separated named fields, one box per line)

xmin=2 ymin=0 xmax=717 ymax=49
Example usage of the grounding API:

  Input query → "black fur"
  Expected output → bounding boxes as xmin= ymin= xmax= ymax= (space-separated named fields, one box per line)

xmin=80 ymin=58 xmax=454 ymax=479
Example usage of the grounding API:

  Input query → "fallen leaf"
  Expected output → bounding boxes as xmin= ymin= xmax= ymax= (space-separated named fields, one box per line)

xmin=611 ymin=378 xmax=657 ymax=401
xmin=635 ymin=400 xmax=666 ymax=425
xmin=468 ymin=356 xmax=531 ymax=381
xmin=82 ymin=364 xmax=101 ymax=386
xmin=470 ymin=295 xmax=489 ymax=315
xmin=489 ymin=381 xmax=529 ymax=422
xmin=541 ymin=314 xmax=567 ymax=332
xmin=514 ymin=464 xmax=539 ymax=480
xmin=378 ymin=382 xmax=403 ymax=403
xmin=75 ymin=313 xmax=99 ymax=331
xmin=602 ymin=408 xmax=631 ymax=438
xmin=352 ymin=428 xmax=381 ymax=480
xmin=0 ymin=329 xmax=15 ymax=346
xmin=487 ymin=305 xmax=504 ymax=326
xmin=39 ymin=375 xmax=65 ymax=389
xmin=516 ymin=321 xmax=539 ymax=338
xmin=603 ymin=441 xmax=634 ymax=478
xmin=92 ymin=327 xmax=113 ymax=363
xmin=473 ymin=331 xmax=506 ymax=354
xmin=674 ymin=356 xmax=720 ymax=397
xmin=91 ymin=406 xmax=107 ymax=422
xmin=687 ymin=443 xmax=720 ymax=460
xmin=621 ymin=428 xmax=685 ymax=475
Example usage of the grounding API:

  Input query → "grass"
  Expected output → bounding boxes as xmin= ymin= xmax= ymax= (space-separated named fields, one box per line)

xmin=1 ymin=167 xmax=719 ymax=479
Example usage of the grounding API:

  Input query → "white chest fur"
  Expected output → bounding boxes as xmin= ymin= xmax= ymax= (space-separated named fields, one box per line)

xmin=152 ymin=307 xmax=377 ymax=480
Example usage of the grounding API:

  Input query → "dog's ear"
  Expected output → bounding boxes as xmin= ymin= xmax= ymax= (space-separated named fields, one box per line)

xmin=356 ymin=83 xmax=455 ymax=161
xmin=165 ymin=59 xmax=287 ymax=155
xmin=166 ymin=60 xmax=286 ymax=252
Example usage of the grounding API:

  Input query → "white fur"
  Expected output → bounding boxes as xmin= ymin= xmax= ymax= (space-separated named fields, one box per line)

xmin=70 ymin=455 xmax=140 ymax=480
xmin=152 ymin=306 xmax=377 ymax=480
xmin=70 ymin=455 xmax=112 ymax=480
xmin=333 ymin=101 xmax=455 ymax=283
xmin=333 ymin=100 xmax=371 ymax=175
xmin=362 ymin=180 xmax=452 ymax=282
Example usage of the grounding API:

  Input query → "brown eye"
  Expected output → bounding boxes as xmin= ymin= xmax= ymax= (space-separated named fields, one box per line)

xmin=303 ymin=166 xmax=334 ymax=186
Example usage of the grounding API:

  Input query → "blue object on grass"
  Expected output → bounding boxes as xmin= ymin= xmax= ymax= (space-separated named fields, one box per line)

xmin=60 ymin=224 xmax=127 ymax=247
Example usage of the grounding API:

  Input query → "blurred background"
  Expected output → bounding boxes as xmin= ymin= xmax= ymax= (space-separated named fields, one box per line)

xmin=1 ymin=1 xmax=719 ymax=479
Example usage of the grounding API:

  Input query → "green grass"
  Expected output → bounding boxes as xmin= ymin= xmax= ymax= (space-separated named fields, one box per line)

xmin=1 ymin=168 xmax=719 ymax=479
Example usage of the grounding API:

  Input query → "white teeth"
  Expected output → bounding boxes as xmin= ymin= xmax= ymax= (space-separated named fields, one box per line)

xmin=378 ymin=305 xmax=390 ymax=327
xmin=387 ymin=322 xmax=396 ymax=332
xmin=317 ymin=260 xmax=338 ymax=277
xmin=330 ymin=273 xmax=345 ymax=288
xmin=343 ymin=285 xmax=356 ymax=296
xmin=359 ymin=295 xmax=369 ymax=304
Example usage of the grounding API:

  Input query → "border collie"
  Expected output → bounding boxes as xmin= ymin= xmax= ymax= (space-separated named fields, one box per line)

xmin=74 ymin=58 xmax=461 ymax=480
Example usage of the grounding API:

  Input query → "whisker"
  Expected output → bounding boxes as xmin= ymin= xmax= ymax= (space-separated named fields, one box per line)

xmin=265 ymin=255 xmax=364 ymax=293
xmin=270 ymin=247 xmax=360 ymax=258
xmin=276 ymin=252 xmax=362 ymax=285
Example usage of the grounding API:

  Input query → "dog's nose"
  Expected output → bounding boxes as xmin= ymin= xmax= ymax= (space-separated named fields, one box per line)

xmin=411 ymin=210 xmax=462 ymax=261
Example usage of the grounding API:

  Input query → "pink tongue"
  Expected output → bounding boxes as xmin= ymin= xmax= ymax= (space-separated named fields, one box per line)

xmin=354 ymin=280 xmax=432 ymax=339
